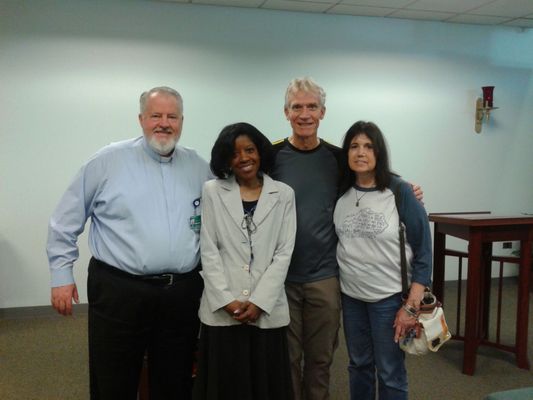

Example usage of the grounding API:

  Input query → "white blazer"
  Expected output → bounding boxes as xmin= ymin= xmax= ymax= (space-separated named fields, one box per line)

xmin=198 ymin=174 xmax=296 ymax=329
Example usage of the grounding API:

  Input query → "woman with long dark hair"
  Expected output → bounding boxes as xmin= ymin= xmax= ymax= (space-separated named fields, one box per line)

xmin=334 ymin=121 xmax=432 ymax=400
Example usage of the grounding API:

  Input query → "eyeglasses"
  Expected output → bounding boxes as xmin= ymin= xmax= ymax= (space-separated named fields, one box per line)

xmin=241 ymin=212 xmax=257 ymax=235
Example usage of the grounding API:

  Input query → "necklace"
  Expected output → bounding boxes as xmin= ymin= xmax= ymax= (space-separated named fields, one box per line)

xmin=355 ymin=189 xmax=368 ymax=207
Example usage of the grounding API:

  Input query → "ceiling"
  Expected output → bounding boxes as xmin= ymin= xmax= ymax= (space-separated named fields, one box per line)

xmin=153 ymin=0 xmax=533 ymax=29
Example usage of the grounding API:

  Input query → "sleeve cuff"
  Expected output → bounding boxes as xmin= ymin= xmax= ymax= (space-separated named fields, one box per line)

xmin=50 ymin=267 xmax=75 ymax=287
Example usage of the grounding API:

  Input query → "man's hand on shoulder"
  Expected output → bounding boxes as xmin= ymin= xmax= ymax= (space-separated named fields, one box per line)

xmin=51 ymin=284 xmax=79 ymax=316
xmin=411 ymin=183 xmax=424 ymax=204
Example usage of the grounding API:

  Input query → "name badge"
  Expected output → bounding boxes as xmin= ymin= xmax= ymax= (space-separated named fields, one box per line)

xmin=190 ymin=197 xmax=201 ymax=233
xmin=189 ymin=215 xmax=201 ymax=233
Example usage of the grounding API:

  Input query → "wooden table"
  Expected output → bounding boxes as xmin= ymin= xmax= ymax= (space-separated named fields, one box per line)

xmin=429 ymin=213 xmax=533 ymax=375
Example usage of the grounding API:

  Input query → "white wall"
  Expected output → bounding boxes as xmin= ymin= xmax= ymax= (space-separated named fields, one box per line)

xmin=1 ymin=0 xmax=532 ymax=308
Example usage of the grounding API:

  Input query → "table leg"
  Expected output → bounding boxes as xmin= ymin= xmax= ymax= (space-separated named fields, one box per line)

xmin=463 ymin=231 xmax=483 ymax=375
xmin=433 ymin=226 xmax=446 ymax=304
xmin=481 ymin=242 xmax=493 ymax=340
xmin=516 ymin=239 xmax=531 ymax=369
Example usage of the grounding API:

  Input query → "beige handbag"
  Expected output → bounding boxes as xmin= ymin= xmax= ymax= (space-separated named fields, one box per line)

xmin=399 ymin=289 xmax=451 ymax=355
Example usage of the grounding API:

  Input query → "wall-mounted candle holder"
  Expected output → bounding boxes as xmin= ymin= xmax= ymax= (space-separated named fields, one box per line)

xmin=475 ymin=86 xmax=498 ymax=133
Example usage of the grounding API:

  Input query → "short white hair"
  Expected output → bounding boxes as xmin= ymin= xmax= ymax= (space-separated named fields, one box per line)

xmin=284 ymin=77 xmax=326 ymax=109
xmin=139 ymin=86 xmax=183 ymax=114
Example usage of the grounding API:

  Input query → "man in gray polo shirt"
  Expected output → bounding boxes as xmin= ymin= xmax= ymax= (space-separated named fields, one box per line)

xmin=271 ymin=77 xmax=422 ymax=400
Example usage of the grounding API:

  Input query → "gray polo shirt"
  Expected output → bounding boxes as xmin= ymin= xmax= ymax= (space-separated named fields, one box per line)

xmin=270 ymin=138 xmax=343 ymax=283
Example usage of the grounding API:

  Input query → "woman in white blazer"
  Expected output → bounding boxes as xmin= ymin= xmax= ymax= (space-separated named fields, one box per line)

xmin=193 ymin=123 xmax=296 ymax=400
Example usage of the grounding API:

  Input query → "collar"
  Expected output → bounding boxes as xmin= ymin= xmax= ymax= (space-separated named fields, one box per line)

xmin=353 ymin=184 xmax=378 ymax=192
xmin=285 ymin=137 xmax=323 ymax=154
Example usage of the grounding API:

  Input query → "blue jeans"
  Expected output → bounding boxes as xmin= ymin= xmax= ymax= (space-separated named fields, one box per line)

xmin=341 ymin=292 xmax=408 ymax=400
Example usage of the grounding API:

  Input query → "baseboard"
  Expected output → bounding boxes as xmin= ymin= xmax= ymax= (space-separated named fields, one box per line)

xmin=0 ymin=303 xmax=88 ymax=319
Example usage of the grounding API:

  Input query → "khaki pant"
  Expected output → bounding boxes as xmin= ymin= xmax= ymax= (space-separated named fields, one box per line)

xmin=286 ymin=276 xmax=341 ymax=400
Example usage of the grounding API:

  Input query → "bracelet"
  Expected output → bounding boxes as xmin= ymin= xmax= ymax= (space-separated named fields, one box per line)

xmin=402 ymin=304 xmax=418 ymax=318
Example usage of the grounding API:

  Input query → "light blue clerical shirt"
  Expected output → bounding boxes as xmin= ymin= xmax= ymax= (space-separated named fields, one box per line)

xmin=47 ymin=136 xmax=212 ymax=287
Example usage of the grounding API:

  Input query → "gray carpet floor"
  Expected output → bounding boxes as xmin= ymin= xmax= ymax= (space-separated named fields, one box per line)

xmin=1 ymin=279 xmax=532 ymax=400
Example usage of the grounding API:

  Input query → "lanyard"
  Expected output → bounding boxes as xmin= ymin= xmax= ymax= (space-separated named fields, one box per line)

xmin=241 ymin=207 xmax=257 ymax=267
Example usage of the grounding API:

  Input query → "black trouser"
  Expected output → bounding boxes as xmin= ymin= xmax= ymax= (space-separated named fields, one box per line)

xmin=87 ymin=258 xmax=203 ymax=400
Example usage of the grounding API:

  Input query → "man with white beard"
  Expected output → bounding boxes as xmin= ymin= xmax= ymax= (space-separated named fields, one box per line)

xmin=46 ymin=86 xmax=211 ymax=400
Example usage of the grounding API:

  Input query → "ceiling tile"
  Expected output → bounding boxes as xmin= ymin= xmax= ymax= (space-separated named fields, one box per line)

xmin=502 ymin=18 xmax=533 ymax=28
xmin=406 ymin=0 xmax=494 ymax=14
xmin=261 ymin=0 xmax=332 ymax=13
xmin=290 ymin=0 xmax=339 ymax=3
xmin=467 ymin=0 xmax=533 ymax=18
xmin=192 ymin=0 xmax=264 ymax=6
xmin=388 ymin=9 xmax=455 ymax=21
xmin=339 ymin=0 xmax=412 ymax=7
xmin=447 ymin=14 xmax=511 ymax=25
xmin=155 ymin=0 xmax=191 ymax=3
xmin=327 ymin=5 xmax=394 ymax=17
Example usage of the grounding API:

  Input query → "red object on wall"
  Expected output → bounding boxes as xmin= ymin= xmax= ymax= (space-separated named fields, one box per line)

xmin=482 ymin=86 xmax=495 ymax=107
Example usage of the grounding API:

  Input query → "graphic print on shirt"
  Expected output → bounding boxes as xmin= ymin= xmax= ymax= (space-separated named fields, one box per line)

xmin=337 ymin=208 xmax=389 ymax=239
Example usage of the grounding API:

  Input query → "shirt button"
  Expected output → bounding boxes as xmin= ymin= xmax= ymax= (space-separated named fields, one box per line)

xmin=243 ymin=265 xmax=250 ymax=271
xmin=242 ymin=289 xmax=249 ymax=296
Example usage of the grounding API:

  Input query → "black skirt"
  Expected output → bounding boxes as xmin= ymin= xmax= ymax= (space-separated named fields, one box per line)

xmin=192 ymin=323 xmax=293 ymax=400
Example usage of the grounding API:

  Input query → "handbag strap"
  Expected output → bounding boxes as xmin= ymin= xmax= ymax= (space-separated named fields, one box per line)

xmin=399 ymin=222 xmax=408 ymax=295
